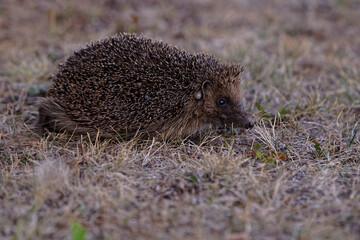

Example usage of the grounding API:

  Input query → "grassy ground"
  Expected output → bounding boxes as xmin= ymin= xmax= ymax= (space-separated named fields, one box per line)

xmin=1 ymin=0 xmax=359 ymax=239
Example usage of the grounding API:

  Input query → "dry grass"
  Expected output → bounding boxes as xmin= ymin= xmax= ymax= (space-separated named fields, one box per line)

xmin=1 ymin=0 xmax=359 ymax=239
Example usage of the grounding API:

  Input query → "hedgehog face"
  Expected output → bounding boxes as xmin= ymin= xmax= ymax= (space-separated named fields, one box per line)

xmin=200 ymin=78 xmax=254 ymax=130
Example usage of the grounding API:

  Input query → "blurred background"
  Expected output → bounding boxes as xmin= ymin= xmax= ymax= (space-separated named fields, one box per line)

xmin=0 ymin=0 xmax=359 ymax=115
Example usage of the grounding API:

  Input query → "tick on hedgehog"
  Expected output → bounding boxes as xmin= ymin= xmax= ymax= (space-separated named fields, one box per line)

xmin=37 ymin=33 xmax=254 ymax=140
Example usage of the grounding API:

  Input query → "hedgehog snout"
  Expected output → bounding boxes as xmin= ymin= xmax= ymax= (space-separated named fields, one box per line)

xmin=234 ymin=115 xmax=255 ymax=129
xmin=244 ymin=117 xmax=255 ymax=129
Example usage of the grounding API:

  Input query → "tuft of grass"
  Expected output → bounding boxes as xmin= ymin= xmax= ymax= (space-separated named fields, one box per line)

xmin=348 ymin=122 xmax=359 ymax=147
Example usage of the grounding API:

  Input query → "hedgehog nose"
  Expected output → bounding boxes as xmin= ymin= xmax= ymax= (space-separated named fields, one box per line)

xmin=245 ymin=117 xmax=255 ymax=129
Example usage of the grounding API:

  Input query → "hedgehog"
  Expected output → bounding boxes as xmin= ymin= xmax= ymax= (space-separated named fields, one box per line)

xmin=37 ymin=33 xmax=254 ymax=140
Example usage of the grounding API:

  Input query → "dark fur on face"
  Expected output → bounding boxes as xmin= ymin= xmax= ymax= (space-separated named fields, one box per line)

xmin=200 ymin=70 xmax=254 ymax=130
xmin=37 ymin=33 xmax=254 ymax=140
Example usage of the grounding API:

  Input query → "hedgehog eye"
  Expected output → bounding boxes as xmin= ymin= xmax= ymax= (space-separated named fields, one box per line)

xmin=217 ymin=98 xmax=226 ymax=107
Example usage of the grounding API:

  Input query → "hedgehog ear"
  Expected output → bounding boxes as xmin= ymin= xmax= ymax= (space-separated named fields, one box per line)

xmin=201 ymin=80 xmax=213 ymax=98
